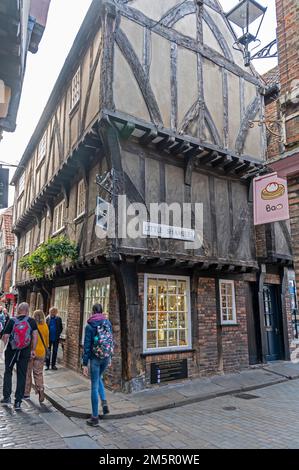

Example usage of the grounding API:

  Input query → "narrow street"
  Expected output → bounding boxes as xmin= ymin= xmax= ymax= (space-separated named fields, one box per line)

xmin=1 ymin=378 xmax=299 ymax=449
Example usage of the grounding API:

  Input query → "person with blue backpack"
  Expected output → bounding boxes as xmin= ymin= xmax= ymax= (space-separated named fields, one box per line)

xmin=1 ymin=302 xmax=38 ymax=410
xmin=82 ymin=303 xmax=114 ymax=427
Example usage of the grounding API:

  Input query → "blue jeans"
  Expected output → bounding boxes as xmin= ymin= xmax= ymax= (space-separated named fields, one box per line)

xmin=90 ymin=357 xmax=109 ymax=418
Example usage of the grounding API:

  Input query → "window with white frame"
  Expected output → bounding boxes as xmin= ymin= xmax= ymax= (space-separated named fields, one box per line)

xmin=24 ymin=230 xmax=31 ymax=255
xmin=82 ymin=278 xmax=110 ymax=343
xmin=52 ymin=200 xmax=65 ymax=235
xmin=144 ymin=275 xmax=192 ymax=353
xmin=76 ymin=179 xmax=86 ymax=217
xmin=219 ymin=280 xmax=237 ymax=324
xmin=18 ymin=173 xmax=25 ymax=197
xmin=70 ymin=67 xmax=81 ymax=110
xmin=54 ymin=286 xmax=69 ymax=338
xmin=37 ymin=133 xmax=47 ymax=165
xmin=39 ymin=217 xmax=46 ymax=244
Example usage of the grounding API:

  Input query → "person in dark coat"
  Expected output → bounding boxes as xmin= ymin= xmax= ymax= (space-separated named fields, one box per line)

xmin=46 ymin=307 xmax=63 ymax=370
xmin=82 ymin=304 xmax=113 ymax=427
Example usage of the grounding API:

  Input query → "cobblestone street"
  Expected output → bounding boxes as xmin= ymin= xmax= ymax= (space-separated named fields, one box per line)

xmin=71 ymin=380 xmax=299 ymax=449
xmin=2 ymin=378 xmax=299 ymax=449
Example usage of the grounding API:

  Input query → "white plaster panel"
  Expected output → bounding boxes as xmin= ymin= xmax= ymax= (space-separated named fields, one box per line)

xmin=244 ymin=80 xmax=257 ymax=109
xmin=177 ymin=47 xmax=198 ymax=126
xmin=130 ymin=0 xmax=182 ymax=21
xmin=203 ymin=58 xmax=224 ymax=142
xmin=203 ymin=20 xmax=222 ymax=54
xmin=227 ymin=72 xmax=240 ymax=150
xmin=174 ymin=13 xmax=197 ymax=39
xmin=243 ymin=111 xmax=263 ymax=160
xmin=114 ymin=44 xmax=150 ymax=122
xmin=120 ymin=17 xmax=144 ymax=62
xmin=150 ymin=33 xmax=171 ymax=128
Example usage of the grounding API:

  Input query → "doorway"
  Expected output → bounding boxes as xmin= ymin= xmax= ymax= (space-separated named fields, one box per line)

xmin=263 ymin=285 xmax=284 ymax=361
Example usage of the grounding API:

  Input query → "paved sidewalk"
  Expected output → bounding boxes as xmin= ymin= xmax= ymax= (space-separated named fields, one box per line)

xmin=2 ymin=360 xmax=299 ymax=419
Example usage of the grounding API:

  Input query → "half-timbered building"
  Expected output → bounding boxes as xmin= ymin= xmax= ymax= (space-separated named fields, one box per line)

xmin=11 ymin=0 xmax=295 ymax=391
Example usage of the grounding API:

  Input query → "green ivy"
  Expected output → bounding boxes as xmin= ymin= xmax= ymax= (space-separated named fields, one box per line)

xmin=19 ymin=236 xmax=79 ymax=279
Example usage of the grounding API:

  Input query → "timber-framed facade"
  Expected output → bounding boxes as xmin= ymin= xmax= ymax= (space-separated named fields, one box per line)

xmin=11 ymin=0 xmax=295 ymax=392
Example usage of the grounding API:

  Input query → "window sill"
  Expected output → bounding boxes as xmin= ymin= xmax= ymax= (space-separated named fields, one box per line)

xmin=220 ymin=323 xmax=239 ymax=327
xmin=35 ymin=156 xmax=46 ymax=171
xmin=69 ymin=101 xmax=80 ymax=118
xmin=141 ymin=348 xmax=195 ymax=357
xmin=74 ymin=212 xmax=86 ymax=224
xmin=52 ymin=226 xmax=66 ymax=237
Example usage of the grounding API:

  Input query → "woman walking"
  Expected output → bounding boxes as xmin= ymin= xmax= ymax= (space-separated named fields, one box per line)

xmin=82 ymin=304 xmax=113 ymax=427
xmin=24 ymin=310 xmax=49 ymax=403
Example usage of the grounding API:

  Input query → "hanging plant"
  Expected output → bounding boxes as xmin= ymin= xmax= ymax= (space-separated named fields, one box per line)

xmin=19 ymin=236 xmax=79 ymax=279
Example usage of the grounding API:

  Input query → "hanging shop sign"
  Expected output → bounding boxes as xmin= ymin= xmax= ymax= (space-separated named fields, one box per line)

xmin=253 ymin=172 xmax=290 ymax=225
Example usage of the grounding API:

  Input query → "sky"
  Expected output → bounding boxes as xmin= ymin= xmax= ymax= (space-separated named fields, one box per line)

xmin=1 ymin=0 xmax=277 ymax=205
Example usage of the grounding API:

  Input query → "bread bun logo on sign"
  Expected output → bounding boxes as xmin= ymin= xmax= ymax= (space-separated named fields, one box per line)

xmin=254 ymin=173 xmax=289 ymax=225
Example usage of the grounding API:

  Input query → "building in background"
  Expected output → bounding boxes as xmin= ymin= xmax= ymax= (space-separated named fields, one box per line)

xmin=0 ymin=0 xmax=51 ymax=140
xmin=264 ymin=0 xmax=299 ymax=347
xmin=0 ymin=207 xmax=16 ymax=313
xmin=11 ymin=0 xmax=294 ymax=392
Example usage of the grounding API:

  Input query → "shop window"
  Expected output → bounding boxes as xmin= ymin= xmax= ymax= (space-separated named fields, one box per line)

xmin=76 ymin=179 xmax=86 ymax=217
xmin=52 ymin=200 xmax=65 ymax=235
xmin=219 ymin=280 xmax=236 ymax=324
xmin=54 ymin=286 xmax=69 ymax=338
xmin=82 ymin=278 xmax=110 ymax=343
xmin=144 ymin=275 xmax=191 ymax=353
xmin=70 ymin=67 xmax=81 ymax=110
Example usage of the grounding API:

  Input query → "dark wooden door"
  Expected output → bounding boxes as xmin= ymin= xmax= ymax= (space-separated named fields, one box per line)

xmin=263 ymin=285 xmax=284 ymax=361
xmin=246 ymin=283 xmax=262 ymax=365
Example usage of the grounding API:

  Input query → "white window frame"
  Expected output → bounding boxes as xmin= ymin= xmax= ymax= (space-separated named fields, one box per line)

xmin=54 ymin=286 xmax=69 ymax=339
xmin=219 ymin=279 xmax=237 ymax=325
xmin=24 ymin=230 xmax=31 ymax=255
xmin=37 ymin=133 xmax=47 ymax=166
xmin=70 ymin=67 xmax=81 ymax=111
xmin=82 ymin=277 xmax=110 ymax=344
xmin=18 ymin=173 xmax=25 ymax=198
xmin=76 ymin=179 xmax=86 ymax=218
xmin=52 ymin=200 xmax=65 ymax=235
xmin=143 ymin=274 xmax=192 ymax=354
xmin=39 ymin=217 xmax=46 ymax=245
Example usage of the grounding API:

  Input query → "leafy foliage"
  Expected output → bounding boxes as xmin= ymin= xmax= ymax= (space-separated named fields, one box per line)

xmin=19 ymin=236 xmax=79 ymax=279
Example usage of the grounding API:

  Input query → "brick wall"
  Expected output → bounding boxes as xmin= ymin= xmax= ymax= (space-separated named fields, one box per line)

xmin=276 ymin=0 xmax=299 ymax=149
xmin=63 ymin=282 xmax=81 ymax=370
xmin=288 ymin=177 xmax=299 ymax=296
xmin=197 ymin=277 xmax=219 ymax=375
xmin=221 ymin=280 xmax=249 ymax=372
xmin=265 ymin=96 xmax=281 ymax=160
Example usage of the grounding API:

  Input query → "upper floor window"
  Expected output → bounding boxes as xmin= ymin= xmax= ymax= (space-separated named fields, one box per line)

xmin=53 ymin=200 xmax=65 ymax=235
xmin=219 ymin=280 xmax=237 ymax=325
xmin=24 ymin=230 xmax=31 ymax=255
xmin=18 ymin=173 xmax=25 ymax=198
xmin=37 ymin=133 xmax=47 ymax=166
xmin=76 ymin=179 xmax=86 ymax=218
xmin=39 ymin=217 xmax=46 ymax=245
xmin=70 ymin=67 xmax=81 ymax=111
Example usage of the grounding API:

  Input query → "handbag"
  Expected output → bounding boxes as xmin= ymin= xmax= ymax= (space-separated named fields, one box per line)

xmin=38 ymin=328 xmax=50 ymax=361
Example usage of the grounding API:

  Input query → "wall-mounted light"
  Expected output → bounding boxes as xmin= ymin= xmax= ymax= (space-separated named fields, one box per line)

xmin=225 ymin=0 xmax=277 ymax=67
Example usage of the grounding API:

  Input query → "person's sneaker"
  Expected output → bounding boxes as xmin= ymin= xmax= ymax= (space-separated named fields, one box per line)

xmin=23 ymin=395 xmax=30 ymax=400
xmin=86 ymin=417 xmax=99 ymax=427
xmin=14 ymin=401 xmax=21 ymax=410
xmin=102 ymin=402 xmax=110 ymax=415
xmin=51 ymin=366 xmax=58 ymax=371
xmin=38 ymin=389 xmax=45 ymax=403
xmin=0 ymin=397 xmax=11 ymax=405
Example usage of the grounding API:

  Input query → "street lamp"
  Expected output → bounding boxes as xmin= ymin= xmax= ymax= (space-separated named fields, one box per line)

xmin=225 ymin=0 xmax=276 ymax=67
